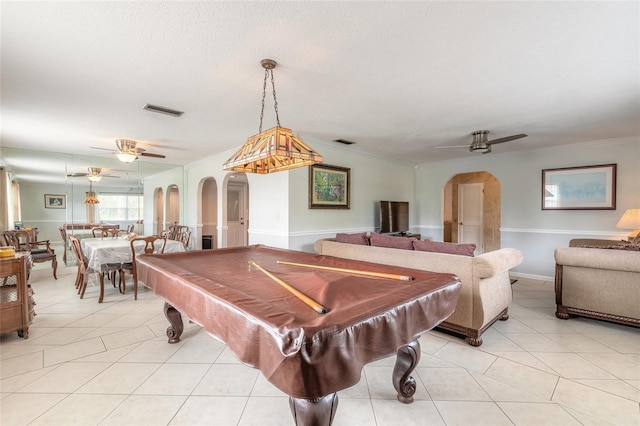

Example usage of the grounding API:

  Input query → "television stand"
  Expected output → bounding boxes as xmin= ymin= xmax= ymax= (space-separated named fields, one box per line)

xmin=387 ymin=232 xmax=421 ymax=240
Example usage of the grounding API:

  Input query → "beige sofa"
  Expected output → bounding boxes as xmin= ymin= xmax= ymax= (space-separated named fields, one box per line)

xmin=314 ymin=238 xmax=524 ymax=346
xmin=554 ymin=239 xmax=640 ymax=327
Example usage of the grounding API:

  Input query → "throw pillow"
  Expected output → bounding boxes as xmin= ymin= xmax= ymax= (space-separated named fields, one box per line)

xmin=413 ymin=240 xmax=476 ymax=256
xmin=335 ymin=232 xmax=369 ymax=245
xmin=369 ymin=233 xmax=415 ymax=250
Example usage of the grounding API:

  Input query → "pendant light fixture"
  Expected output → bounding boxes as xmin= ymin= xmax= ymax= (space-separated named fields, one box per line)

xmin=223 ymin=59 xmax=323 ymax=174
xmin=83 ymin=181 xmax=100 ymax=204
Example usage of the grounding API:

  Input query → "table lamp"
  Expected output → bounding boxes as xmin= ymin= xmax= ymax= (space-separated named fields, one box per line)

xmin=616 ymin=209 xmax=640 ymax=242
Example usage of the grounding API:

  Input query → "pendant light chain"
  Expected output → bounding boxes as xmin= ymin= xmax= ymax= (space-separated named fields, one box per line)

xmin=258 ymin=68 xmax=281 ymax=133
xmin=270 ymin=69 xmax=281 ymax=128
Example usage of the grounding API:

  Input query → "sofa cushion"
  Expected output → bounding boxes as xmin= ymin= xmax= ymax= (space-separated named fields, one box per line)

xmin=413 ymin=240 xmax=476 ymax=256
xmin=369 ymin=233 xmax=415 ymax=250
xmin=335 ymin=232 xmax=369 ymax=246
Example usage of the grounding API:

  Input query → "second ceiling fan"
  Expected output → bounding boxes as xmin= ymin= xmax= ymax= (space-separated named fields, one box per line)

xmin=435 ymin=130 xmax=528 ymax=154
xmin=92 ymin=139 xmax=166 ymax=163
xmin=66 ymin=167 xmax=120 ymax=182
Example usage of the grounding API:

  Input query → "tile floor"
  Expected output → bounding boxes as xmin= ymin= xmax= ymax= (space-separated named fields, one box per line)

xmin=1 ymin=259 xmax=639 ymax=426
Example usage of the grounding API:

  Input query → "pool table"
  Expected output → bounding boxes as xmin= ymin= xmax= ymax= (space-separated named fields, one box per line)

xmin=136 ymin=245 xmax=461 ymax=425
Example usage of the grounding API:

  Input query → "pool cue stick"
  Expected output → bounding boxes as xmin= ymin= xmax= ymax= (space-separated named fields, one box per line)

xmin=248 ymin=261 xmax=327 ymax=315
xmin=276 ymin=260 xmax=414 ymax=281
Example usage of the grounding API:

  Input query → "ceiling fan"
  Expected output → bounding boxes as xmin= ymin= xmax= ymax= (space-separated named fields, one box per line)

xmin=92 ymin=139 xmax=166 ymax=163
xmin=66 ymin=167 xmax=121 ymax=182
xmin=435 ymin=130 xmax=528 ymax=154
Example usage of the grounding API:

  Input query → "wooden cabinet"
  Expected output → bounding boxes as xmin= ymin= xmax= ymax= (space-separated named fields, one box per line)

xmin=0 ymin=255 xmax=33 ymax=338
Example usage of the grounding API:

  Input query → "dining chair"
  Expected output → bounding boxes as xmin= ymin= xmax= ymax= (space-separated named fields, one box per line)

xmin=67 ymin=235 xmax=89 ymax=296
xmin=178 ymin=229 xmax=191 ymax=249
xmin=91 ymin=226 xmax=119 ymax=238
xmin=69 ymin=234 xmax=121 ymax=302
xmin=120 ymin=235 xmax=167 ymax=300
xmin=2 ymin=230 xmax=58 ymax=279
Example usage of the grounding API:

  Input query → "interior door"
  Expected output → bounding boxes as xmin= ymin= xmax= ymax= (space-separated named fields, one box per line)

xmin=458 ymin=183 xmax=484 ymax=254
xmin=226 ymin=182 xmax=247 ymax=247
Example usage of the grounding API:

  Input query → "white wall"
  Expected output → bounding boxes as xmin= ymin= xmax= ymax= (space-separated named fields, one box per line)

xmin=17 ymin=181 xmax=141 ymax=241
xmin=143 ymin=166 xmax=185 ymax=236
xmin=177 ymin=139 xmax=415 ymax=253
xmin=287 ymin=139 xmax=416 ymax=252
xmin=27 ymin=134 xmax=634 ymax=279
xmin=414 ymin=136 xmax=640 ymax=279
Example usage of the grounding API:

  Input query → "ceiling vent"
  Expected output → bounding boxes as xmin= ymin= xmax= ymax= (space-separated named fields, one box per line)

xmin=333 ymin=139 xmax=356 ymax=145
xmin=143 ymin=103 xmax=184 ymax=117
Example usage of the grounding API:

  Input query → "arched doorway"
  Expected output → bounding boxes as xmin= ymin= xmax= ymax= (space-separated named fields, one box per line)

xmin=443 ymin=171 xmax=501 ymax=253
xmin=199 ymin=177 xmax=218 ymax=249
xmin=165 ymin=184 xmax=180 ymax=228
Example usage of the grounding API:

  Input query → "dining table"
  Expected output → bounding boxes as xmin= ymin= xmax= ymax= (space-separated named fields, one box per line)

xmin=81 ymin=237 xmax=186 ymax=284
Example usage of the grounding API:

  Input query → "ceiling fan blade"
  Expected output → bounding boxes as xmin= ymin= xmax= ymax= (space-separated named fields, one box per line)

xmin=433 ymin=145 xmax=471 ymax=149
xmin=487 ymin=134 xmax=528 ymax=145
xmin=140 ymin=152 xmax=166 ymax=158
xmin=90 ymin=146 xmax=115 ymax=152
xmin=67 ymin=173 xmax=89 ymax=177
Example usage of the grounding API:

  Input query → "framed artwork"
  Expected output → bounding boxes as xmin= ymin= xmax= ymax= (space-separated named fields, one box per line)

xmin=309 ymin=164 xmax=350 ymax=209
xmin=44 ymin=194 xmax=66 ymax=209
xmin=542 ymin=163 xmax=616 ymax=210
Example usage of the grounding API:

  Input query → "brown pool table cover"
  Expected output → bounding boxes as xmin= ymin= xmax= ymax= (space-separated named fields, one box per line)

xmin=136 ymin=245 xmax=461 ymax=399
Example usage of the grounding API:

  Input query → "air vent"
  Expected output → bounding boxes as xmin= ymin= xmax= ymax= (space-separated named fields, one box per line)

xmin=143 ymin=104 xmax=184 ymax=117
xmin=333 ymin=139 xmax=356 ymax=145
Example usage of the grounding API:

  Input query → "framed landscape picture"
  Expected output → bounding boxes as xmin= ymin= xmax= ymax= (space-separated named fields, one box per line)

xmin=309 ymin=164 xmax=350 ymax=209
xmin=542 ymin=163 xmax=616 ymax=210
xmin=44 ymin=194 xmax=66 ymax=209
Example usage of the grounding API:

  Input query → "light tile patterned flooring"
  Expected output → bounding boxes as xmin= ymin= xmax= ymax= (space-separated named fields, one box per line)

xmin=1 ymin=261 xmax=639 ymax=425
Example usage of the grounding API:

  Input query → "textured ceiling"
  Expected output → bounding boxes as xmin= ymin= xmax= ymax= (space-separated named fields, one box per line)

xmin=1 ymin=1 xmax=638 ymax=185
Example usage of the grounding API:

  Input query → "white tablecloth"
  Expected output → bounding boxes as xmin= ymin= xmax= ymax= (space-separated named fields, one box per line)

xmin=82 ymin=237 xmax=186 ymax=272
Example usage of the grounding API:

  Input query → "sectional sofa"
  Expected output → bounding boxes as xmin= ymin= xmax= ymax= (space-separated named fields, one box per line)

xmin=314 ymin=233 xmax=523 ymax=346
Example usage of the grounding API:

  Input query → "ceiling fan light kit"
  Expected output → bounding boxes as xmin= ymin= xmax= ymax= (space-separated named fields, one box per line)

xmin=91 ymin=139 xmax=166 ymax=163
xmin=116 ymin=151 xmax=138 ymax=163
xmin=223 ymin=59 xmax=323 ymax=174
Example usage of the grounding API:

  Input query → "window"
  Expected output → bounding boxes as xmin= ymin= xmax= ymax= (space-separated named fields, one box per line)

xmin=97 ymin=193 xmax=143 ymax=221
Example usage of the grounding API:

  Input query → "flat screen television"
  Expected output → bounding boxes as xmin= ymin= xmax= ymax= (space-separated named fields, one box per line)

xmin=379 ymin=201 xmax=409 ymax=234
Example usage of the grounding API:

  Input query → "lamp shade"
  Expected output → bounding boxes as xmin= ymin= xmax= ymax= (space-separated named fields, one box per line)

xmin=616 ymin=209 xmax=640 ymax=229
xmin=223 ymin=126 xmax=323 ymax=174
xmin=616 ymin=209 xmax=640 ymax=240
xmin=83 ymin=191 xmax=100 ymax=204
xmin=116 ymin=151 xmax=137 ymax=163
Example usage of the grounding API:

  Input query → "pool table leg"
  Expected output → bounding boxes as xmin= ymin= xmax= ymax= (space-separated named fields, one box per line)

xmin=164 ymin=302 xmax=184 ymax=343
xmin=393 ymin=337 xmax=421 ymax=403
xmin=289 ymin=393 xmax=338 ymax=426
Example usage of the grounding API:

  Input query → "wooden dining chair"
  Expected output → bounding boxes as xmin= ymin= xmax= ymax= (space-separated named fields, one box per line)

xmin=178 ymin=229 xmax=191 ymax=250
xmin=69 ymin=234 xmax=121 ymax=302
xmin=120 ymin=235 xmax=167 ymax=300
xmin=91 ymin=226 xmax=119 ymax=238
xmin=2 ymin=230 xmax=58 ymax=279
xmin=67 ymin=235 xmax=89 ymax=296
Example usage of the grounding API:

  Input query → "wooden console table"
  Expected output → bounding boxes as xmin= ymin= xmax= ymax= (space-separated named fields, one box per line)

xmin=0 ymin=255 xmax=34 ymax=338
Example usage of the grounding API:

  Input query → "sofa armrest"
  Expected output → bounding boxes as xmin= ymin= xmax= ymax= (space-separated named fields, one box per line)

xmin=555 ymin=247 xmax=640 ymax=273
xmin=314 ymin=238 xmax=335 ymax=254
xmin=472 ymin=248 xmax=524 ymax=279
